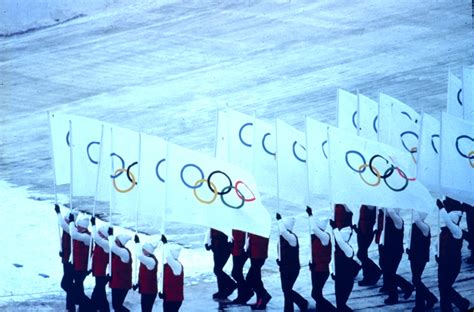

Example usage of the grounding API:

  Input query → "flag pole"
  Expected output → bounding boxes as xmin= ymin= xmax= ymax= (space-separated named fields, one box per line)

xmin=326 ymin=127 xmax=335 ymax=276
xmin=47 ymin=112 xmax=62 ymax=253
xmin=68 ymin=119 xmax=75 ymax=265
xmin=160 ymin=140 xmax=170 ymax=296
xmin=107 ymin=127 xmax=114 ymax=276
xmin=87 ymin=124 xmax=104 ymax=272
xmin=133 ymin=133 xmax=142 ymax=286
xmin=304 ymin=116 xmax=313 ymax=266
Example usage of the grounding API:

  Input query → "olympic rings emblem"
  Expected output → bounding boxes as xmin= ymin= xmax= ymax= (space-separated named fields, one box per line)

xmin=455 ymin=135 xmax=474 ymax=168
xmin=180 ymin=164 xmax=256 ymax=209
xmin=431 ymin=134 xmax=440 ymax=154
xmin=352 ymin=111 xmax=359 ymax=130
xmin=239 ymin=122 xmax=253 ymax=147
xmin=345 ymin=150 xmax=414 ymax=192
xmin=109 ymin=152 xmax=138 ymax=193
xmin=373 ymin=116 xmax=379 ymax=133
xmin=87 ymin=141 xmax=100 ymax=164
xmin=292 ymin=141 xmax=306 ymax=163
xmin=66 ymin=131 xmax=71 ymax=147
xmin=400 ymin=131 xmax=419 ymax=163
xmin=262 ymin=132 xmax=276 ymax=156
xmin=457 ymin=89 xmax=463 ymax=106
xmin=156 ymin=158 xmax=166 ymax=183
xmin=321 ymin=140 xmax=328 ymax=159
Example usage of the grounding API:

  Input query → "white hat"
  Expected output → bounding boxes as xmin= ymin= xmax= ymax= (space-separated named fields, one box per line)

xmin=169 ymin=244 xmax=181 ymax=259
xmin=76 ymin=216 xmax=90 ymax=229
xmin=340 ymin=226 xmax=352 ymax=242
xmin=283 ymin=217 xmax=295 ymax=231
xmin=448 ymin=211 xmax=462 ymax=224
xmin=142 ymin=242 xmax=157 ymax=254
xmin=316 ymin=217 xmax=329 ymax=231
xmin=413 ymin=211 xmax=427 ymax=222
xmin=98 ymin=225 xmax=109 ymax=236
xmin=116 ymin=234 xmax=131 ymax=246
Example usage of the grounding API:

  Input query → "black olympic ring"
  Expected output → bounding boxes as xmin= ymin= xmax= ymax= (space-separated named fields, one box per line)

xmin=207 ymin=170 xmax=232 ymax=195
xmin=373 ymin=116 xmax=379 ymax=133
xmin=262 ymin=132 xmax=276 ymax=156
xmin=127 ymin=162 xmax=138 ymax=185
xmin=455 ymin=135 xmax=474 ymax=159
xmin=239 ymin=122 xmax=253 ymax=147
xmin=345 ymin=151 xmax=411 ymax=192
xmin=292 ymin=141 xmax=306 ymax=163
xmin=431 ymin=134 xmax=440 ymax=154
xmin=352 ymin=111 xmax=359 ymax=130
xmin=345 ymin=150 xmax=366 ymax=173
xmin=155 ymin=158 xmax=166 ymax=183
xmin=66 ymin=131 xmax=71 ymax=147
xmin=110 ymin=153 xmax=125 ymax=178
xmin=400 ymin=131 xmax=419 ymax=153
xmin=457 ymin=89 xmax=463 ymax=106
xmin=87 ymin=141 xmax=100 ymax=164
xmin=180 ymin=163 xmax=204 ymax=189
xmin=220 ymin=186 xmax=245 ymax=209
xmin=321 ymin=140 xmax=328 ymax=159
xmin=368 ymin=154 xmax=394 ymax=179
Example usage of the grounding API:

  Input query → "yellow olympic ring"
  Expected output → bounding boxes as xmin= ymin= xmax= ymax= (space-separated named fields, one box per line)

xmin=469 ymin=151 xmax=474 ymax=168
xmin=359 ymin=163 xmax=381 ymax=187
xmin=193 ymin=179 xmax=218 ymax=204
xmin=112 ymin=168 xmax=136 ymax=193
xmin=410 ymin=147 xmax=417 ymax=164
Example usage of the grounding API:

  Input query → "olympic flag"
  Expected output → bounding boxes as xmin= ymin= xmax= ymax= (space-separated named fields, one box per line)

xmin=215 ymin=109 xmax=254 ymax=173
xmin=440 ymin=113 xmax=474 ymax=205
xmin=416 ymin=113 xmax=441 ymax=195
xmin=252 ymin=117 xmax=277 ymax=195
xmin=336 ymin=88 xmax=359 ymax=135
xmin=276 ymin=119 xmax=308 ymax=205
xmin=328 ymin=127 xmax=434 ymax=214
xmin=357 ymin=93 xmax=379 ymax=141
xmin=447 ymin=70 xmax=463 ymax=118
xmin=463 ymin=66 xmax=474 ymax=121
xmin=166 ymin=142 xmax=271 ymax=238
xmin=305 ymin=117 xmax=333 ymax=202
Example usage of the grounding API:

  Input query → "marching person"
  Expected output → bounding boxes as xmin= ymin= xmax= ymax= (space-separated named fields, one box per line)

xmin=109 ymin=230 xmax=132 ymax=312
xmin=383 ymin=208 xmax=413 ymax=305
xmin=437 ymin=198 xmax=470 ymax=311
xmin=463 ymin=202 xmax=474 ymax=263
xmin=374 ymin=208 xmax=387 ymax=293
xmin=91 ymin=217 xmax=111 ymax=312
xmin=407 ymin=211 xmax=437 ymax=311
xmin=355 ymin=205 xmax=381 ymax=286
xmin=306 ymin=207 xmax=336 ymax=312
xmin=230 ymin=229 xmax=253 ymax=304
xmin=334 ymin=204 xmax=353 ymax=229
xmin=276 ymin=213 xmax=308 ymax=312
xmin=330 ymin=220 xmax=360 ymax=312
xmin=71 ymin=215 xmax=93 ymax=311
xmin=205 ymin=228 xmax=236 ymax=300
xmin=160 ymin=235 xmax=184 ymax=312
xmin=246 ymin=233 xmax=271 ymax=310
xmin=133 ymin=234 xmax=158 ymax=312
xmin=54 ymin=205 xmax=78 ymax=312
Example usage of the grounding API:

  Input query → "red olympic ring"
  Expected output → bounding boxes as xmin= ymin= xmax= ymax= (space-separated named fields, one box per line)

xmin=235 ymin=180 xmax=256 ymax=202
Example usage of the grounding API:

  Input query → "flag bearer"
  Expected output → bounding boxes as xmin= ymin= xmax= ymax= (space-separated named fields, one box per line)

xmin=306 ymin=207 xmax=336 ymax=312
xmin=160 ymin=235 xmax=184 ymax=312
xmin=246 ymin=233 xmax=272 ymax=310
xmin=334 ymin=204 xmax=353 ymax=229
xmin=134 ymin=234 xmax=158 ymax=312
xmin=91 ymin=217 xmax=110 ymax=312
xmin=230 ymin=229 xmax=254 ymax=304
xmin=110 ymin=232 xmax=132 ymax=312
xmin=276 ymin=213 xmax=308 ymax=312
xmin=463 ymin=202 xmax=474 ymax=264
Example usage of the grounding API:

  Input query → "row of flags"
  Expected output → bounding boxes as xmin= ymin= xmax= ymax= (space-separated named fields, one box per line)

xmin=49 ymin=67 xmax=474 ymax=238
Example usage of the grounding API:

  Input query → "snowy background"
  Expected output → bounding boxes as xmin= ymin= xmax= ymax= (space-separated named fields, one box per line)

xmin=0 ymin=0 xmax=473 ymax=310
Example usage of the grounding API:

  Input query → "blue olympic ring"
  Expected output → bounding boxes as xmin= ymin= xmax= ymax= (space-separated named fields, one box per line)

xmin=457 ymin=89 xmax=463 ymax=106
xmin=292 ymin=141 xmax=306 ymax=163
xmin=401 ymin=111 xmax=412 ymax=121
xmin=455 ymin=135 xmax=474 ymax=159
xmin=66 ymin=131 xmax=71 ymax=147
xmin=352 ymin=111 xmax=359 ymax=130
xmin=180 ymin=163 xmax=205 ymax=189
xmin=155 ymin=158 xmax=166 ymax=183
xmin=431 ymin=134 xmax=440 ymax=154
xmin=321 ymin=140 xmax=328 ymax=159
xmin=239 ymin=122 xmax=253 ymax=147
xmin=400 ymin=131 xmax=419 ymax=153
xmin=373 ymin=116 xmax=378 ymax=133
xmin=262 ymin=132 xmax=276 ymax=156
xmin=87 ymin=141 xmax=100 ymax=164
xmin=345 ymin=150 xmax=366 ymax=173
xmin=110 ymin=153 xmax=125 ymax=178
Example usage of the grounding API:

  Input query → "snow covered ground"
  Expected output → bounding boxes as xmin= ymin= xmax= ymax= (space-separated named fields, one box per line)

xmin=1 ymin=0 xmax=473 ymax=310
